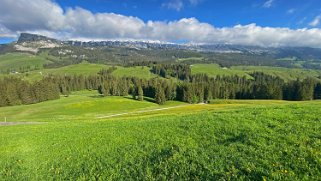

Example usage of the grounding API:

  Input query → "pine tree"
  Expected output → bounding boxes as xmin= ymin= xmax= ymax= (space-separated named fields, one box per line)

xmin=131 ymin=86 xmax=137 ymax=100
xmin=204 ymin=86 xmax=212 ymax=103
xmin=314 ymin=83 xmax=321 ymax=99
xmin=137 ymin=86 xmax=144 ymax=101
xmin=60 ymin=84 xmax=70 ymax=97
xmin=298 ymin=78 xmax=315 ymax=100
xmin=155 ymin=85 xmax=166 ymax=105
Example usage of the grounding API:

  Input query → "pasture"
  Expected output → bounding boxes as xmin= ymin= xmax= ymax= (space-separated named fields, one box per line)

xmin=0 ymin=53 xmax=49 ymax=73
xmin=191 ymin=63 xmax=321 ymax=81
xmin=1 ymin=91 xmax=320 ymax=180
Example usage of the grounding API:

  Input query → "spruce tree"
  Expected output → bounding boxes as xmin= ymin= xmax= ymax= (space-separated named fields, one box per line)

xmin=155 ymin=85 xmax=166 ymax=105
xmin=314 ymin=83 xmax=321 ymax=99
xmin=138 ymin=86 xmax=144 ymax=101
xmin=204 ymin=86 xmax=212 ymax=103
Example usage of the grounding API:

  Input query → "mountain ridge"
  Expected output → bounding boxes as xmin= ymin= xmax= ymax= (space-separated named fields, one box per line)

xmin=13 ymin=33 xmax=321 ymax=61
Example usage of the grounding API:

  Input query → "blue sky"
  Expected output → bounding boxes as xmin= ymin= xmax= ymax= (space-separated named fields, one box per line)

xmin=55 ymin=0 xmax=321 ymax=28
xmin=1 ymin=0 xmax=321 ymax=47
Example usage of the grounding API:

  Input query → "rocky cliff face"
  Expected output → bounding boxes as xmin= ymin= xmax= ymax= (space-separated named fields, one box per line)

xmin=15 ymin=33 xmax=61 ymax=53
xmin=17 ymin=33 xmax=59 ymax=43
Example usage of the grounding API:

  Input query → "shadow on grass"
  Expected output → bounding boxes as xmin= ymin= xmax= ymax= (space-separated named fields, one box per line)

xmin=89 ymin=94 xmax=157 ymax=104
xmin=88 ymin=94 xmax=104 ymax=98
xmin=123 ymin=96 xmax=156 ymax=104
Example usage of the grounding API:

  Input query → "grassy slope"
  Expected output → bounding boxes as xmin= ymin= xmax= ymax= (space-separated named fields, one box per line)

xmin=191 ymin=63 xmax=321 ymax=81
xmin=112 ymin=66 xmax=158 ymax=79
xmin=0 ymin=52 xmax=158 ymax=81
xmin=0 ymin=91 xmax=184 ymax=122
xmin=0 ymin=95 xmax=320 ymax=180
xmin=0 ymin=53 xmax=49 ymax=73
xmin=21 ymin=62 xmax=110 ymax=81
xmin=5 ymin=63 xmax=158 ymax=81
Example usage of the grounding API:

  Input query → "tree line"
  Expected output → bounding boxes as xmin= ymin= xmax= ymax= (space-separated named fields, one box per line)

xmin=0 ymin=77 xmax=60 ymax=107
xmin=1 ymin=70 xmax=321 ymax=107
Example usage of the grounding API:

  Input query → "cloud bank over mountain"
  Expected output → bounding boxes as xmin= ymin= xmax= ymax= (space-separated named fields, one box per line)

xmin=1 ymin=0 xmax=321 ymax=47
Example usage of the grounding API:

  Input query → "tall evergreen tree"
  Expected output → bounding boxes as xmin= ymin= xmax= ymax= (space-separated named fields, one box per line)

xmin=155 ymin=85 xmax=166 ymax=105
xmin=314 ymin=83 xmax=321 ymax=99
xmin=137 ymin=85 xmax=144 ymax=101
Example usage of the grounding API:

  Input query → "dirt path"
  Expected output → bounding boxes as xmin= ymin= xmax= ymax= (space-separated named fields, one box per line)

xmin=97 ymin=103 xmax=205 ymax=119
xmin=0 ymin=122 xmax=44 ymax=126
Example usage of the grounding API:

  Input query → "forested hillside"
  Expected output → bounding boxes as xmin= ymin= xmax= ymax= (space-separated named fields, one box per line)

xmin=1 ymin=68 xmax=320 ymax=107
xmin=1 ymin=33 xmax=321 ymax=107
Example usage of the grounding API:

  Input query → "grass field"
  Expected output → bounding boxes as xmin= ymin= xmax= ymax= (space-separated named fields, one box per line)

xmin=112 ymin=66 xmax=158 ymax=79
xmin=1 ymin=91 xmax=321 ymax=180
xmin=0 ymin=52 xmax=159 ymax=81
xmin=0 ymin=63 xmax=158 ymax=81
xmin=0 ymin=91 xmax=184 ymax=122
xmin=0 ymin=53 xmax=49 ymax=73
xmin=19 ymin=62 xmax=110 ymax=81
xmin=191 ymin=63 xmax=321 ymax=81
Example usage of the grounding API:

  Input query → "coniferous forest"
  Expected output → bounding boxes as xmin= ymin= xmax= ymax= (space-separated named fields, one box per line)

xmin=1 ymin=63 xmax=320 ymax=107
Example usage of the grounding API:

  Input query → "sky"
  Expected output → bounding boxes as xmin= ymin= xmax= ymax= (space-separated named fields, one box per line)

xmin=0 ymin=0 xmax=321 ymax=47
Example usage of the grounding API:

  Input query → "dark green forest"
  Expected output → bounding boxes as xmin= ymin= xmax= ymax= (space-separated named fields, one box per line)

xmin=1 ymin=63 xmax=320 ymax=107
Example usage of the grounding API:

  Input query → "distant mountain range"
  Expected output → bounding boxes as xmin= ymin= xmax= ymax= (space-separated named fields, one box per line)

xmin=8 ymin=33 xmax=319 ymax=61
xmin=0 ymin=32 xmax=319 ymax=71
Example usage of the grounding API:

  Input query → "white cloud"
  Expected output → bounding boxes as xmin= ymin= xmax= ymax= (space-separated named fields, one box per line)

xmin=64 ymin=7 xmax=145 ymax=39
xmin=0 ymin=0 xmax=65 ymax=31
xmin=0 ymin=24 xmax=16 ymax=38
xmin=189 ymin=0 xmax=202 ymax=6
xmin=1 ymin=0 xmax=321 ymax=47
xmin=162 ymin=0 xmax=202 ymax=11
xmin=286 ymin=8 xmax=296 ymax=14
xmin=263 ymin=0 xmax=275 ymax=8
xmin=162 ymin=0 xmax=184 ymax=11
xmin=309 ymin=15 xmax=321 ymax=27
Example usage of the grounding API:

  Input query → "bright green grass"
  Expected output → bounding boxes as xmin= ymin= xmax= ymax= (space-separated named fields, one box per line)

xmin=0 ymin=53 xmax=49 ymax=73
xmin=0 ymin=98 xmax=320 ymax=180
xmin=6 ymin=64 xmax=157 ymax=81
xmin=41 ymin=62 xmax=109 ymax=76
xmin=0 ymin=90 xmax=184 ymax=122
xmin=19 ymin=62 xmax=109 ymax=81
xmin=112 ymin=66 xmax=157 ymax=79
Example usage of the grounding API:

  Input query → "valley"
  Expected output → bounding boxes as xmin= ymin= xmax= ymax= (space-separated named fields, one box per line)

xmin=0 ymin=33 xmax=321 ymax=180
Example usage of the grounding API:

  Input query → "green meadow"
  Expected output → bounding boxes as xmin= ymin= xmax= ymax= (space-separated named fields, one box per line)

xmin=0 ymin=53 xmax=49 ymax=73
xmin=112 ymin=66 xmax=158 ymax=79
xmin=0 ymin=91 xmax=184 ymax=122
xmin=0 ymin=52 xmax=159 ymax=81
xmin=1 ymin=91 xmax=321 ymax=180
xmin=1 ymin=63 xmax=159 ymax=81
xmin=191 ymin=64 xmax=321 ymax=81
